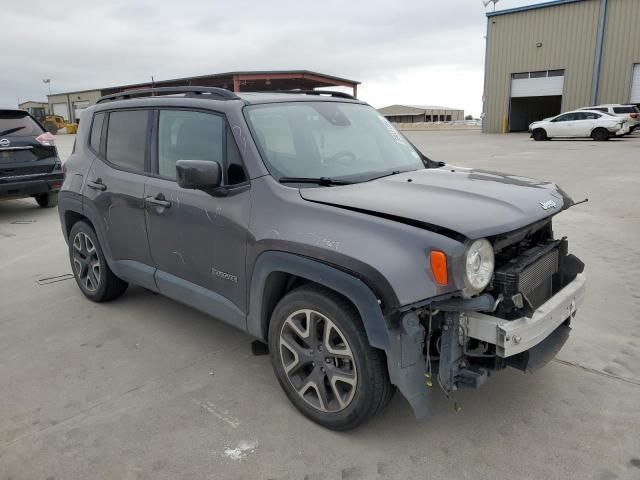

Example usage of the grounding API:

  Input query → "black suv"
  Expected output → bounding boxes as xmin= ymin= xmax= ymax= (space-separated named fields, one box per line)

xmin=58 ymin=87 xmax=586 ymax=430
xmin=0 ymin=109 xmax=63 ymax=207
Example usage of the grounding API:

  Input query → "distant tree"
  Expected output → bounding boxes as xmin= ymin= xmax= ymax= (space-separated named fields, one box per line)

xmin=465 ymin=115 xmax=473 ymax=120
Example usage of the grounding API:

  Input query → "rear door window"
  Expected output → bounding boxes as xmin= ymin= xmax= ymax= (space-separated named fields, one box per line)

xmin=105 ymin=110 xmax=149 ymax=172
xmin=613 ymin=106 xmax=636 ymax=114
xmin=0 ymin=111 xmax=44 ymax=136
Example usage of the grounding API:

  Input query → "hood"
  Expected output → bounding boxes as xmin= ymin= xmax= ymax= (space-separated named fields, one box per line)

xmin=299 ymin=168 xmax=572 ymax=240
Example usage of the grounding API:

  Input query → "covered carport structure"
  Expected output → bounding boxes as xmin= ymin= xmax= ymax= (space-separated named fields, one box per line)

xmin=100 ymin=70 xmax=360 ymax=98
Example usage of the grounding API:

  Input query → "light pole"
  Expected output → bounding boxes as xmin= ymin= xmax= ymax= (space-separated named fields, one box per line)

xmin=42 ymin=79 xmax=51 ymax=114
xmin=483 ymin=0 xmax=500 ymax=12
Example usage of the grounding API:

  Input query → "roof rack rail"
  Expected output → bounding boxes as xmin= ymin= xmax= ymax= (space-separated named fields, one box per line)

xmin=96 ymin=86 xmax=239 ymax=104
xmin=274 ymin=89 xmax=356 ymax=100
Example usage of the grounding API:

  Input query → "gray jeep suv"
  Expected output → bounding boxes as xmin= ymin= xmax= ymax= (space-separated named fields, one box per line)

xmin=58 ymin=87 xmax=586 ymax=430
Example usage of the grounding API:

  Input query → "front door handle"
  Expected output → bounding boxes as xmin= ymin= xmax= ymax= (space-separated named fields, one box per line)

xmin=87 ymin=179 xmax=107 ymax=191
xmin=145 ymin=194 xmax=171 ymax=208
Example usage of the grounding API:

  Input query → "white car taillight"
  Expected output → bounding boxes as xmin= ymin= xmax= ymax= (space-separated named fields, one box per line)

xmin=35 ymin=132 xmax=56 ymax=146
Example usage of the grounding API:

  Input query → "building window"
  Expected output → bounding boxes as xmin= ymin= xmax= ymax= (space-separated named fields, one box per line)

xmin=513 ymin=69 xmax=565 ymax=79
xmin=446 ymin=115 xmax=452 ymax=122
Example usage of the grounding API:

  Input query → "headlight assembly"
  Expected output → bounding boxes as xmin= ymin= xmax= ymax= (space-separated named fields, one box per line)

xmin=464 ymin=238 xmax=494 ymax=294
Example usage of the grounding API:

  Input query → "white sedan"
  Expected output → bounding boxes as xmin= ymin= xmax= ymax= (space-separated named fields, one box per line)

xmin=529 ymin=110 xmax=628 ymax=141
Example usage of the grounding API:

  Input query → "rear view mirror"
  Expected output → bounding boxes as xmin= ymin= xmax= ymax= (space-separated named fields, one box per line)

xmin=176 ymin=160 xmax=222 ymax=194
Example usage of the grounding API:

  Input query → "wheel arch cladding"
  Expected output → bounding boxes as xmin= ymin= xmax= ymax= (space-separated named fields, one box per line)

xmin=247 ymin=251 xmax=391 ymax=351
xmin=64 ymin=210 xmax=87 ymax=238
xmin=62 ymin=197 xmax=115 ymax=267
xmin=58 ymin=193 xmax=85 ymax=241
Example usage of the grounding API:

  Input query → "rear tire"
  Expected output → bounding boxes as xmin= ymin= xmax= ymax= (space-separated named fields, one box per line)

xmin=35 ymin=192 xmax=58 ymax=208
xmin=532 ymin=129 xmax=548 ymax=141
xmin=68 ymin=221 xmax=128 ymax=302
xmin=591 ymin=128 xmax=610 ymax=141
xmin=268 ymin=284 xmax=392 ymax=430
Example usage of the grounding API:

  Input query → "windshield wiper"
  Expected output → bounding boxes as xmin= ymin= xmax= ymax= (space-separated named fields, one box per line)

xmin=279 ymin=177 xmax=355 ymax=186
xmin=366 ymin=170 xmax=404 ymax=182
xmin=0 ymin=126 xmax=26 ymax=136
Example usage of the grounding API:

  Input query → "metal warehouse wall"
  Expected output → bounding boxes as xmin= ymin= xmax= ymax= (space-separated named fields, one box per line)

xmin=597 ymin=0 xmax=640 ymax=104
xmin=483 ymin=0 xmax=600 ymax=133
xmin=47 ymin=90 xmax=103 ymax=122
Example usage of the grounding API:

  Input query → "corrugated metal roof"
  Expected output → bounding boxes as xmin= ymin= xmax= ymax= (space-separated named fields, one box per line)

xmin=486 ymin=0 xmax=586 ymax=17
xmin=51 ymin=70 xmax=360 ymax=96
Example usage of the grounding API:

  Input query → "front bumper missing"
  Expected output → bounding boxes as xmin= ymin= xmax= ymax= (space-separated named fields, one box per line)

xmin=461 ymin=273 xmax=586 ymax=357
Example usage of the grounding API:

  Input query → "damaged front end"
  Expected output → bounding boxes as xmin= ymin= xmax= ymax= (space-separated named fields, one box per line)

xmin=388 ymin=219 xmax=586 ymax=418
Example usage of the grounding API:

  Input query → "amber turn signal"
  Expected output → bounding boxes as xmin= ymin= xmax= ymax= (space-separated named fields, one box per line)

xmin=430 ymin=251 xmax=448 ymax=286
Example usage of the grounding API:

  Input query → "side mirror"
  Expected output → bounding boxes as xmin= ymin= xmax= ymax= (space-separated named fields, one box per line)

xmin=176 ymin=160 xmax=223 ymax=194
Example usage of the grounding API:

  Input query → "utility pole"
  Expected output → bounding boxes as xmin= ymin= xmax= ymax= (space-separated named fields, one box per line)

xmin=42 ymin=79 xmax=52 ymax=114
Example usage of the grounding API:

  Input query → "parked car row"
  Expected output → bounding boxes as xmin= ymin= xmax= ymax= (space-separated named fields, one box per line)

xmin=529 ymin=103 xmax=639 ymax=141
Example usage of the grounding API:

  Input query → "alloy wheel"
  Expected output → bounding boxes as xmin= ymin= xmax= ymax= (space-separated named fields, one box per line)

xmin=279 ymin=309 xmax=358 ymax=413
xmin=72 ymin=232 xmax=101 ymax=292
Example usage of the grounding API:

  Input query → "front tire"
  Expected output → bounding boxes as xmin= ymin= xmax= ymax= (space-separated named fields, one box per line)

xmin=68 ymin=221 xmax=128 ymax=302
xmin=532 ymin=129 xmax=548 ymax=141
xmin=35 ymin=192 xmax=58 ymax=208
xmin=591 ymin=128 xmax=610 ymax=141
xmin=268 ymin=285 xmax=393 ymax=430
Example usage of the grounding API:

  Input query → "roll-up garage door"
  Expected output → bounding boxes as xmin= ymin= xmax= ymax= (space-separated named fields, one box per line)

xmin=631 ymin=64 xmax=640 ymax=104
xmin=509 ymin=70 xmax=564 ymax=131
xmin=52 ymin=103 xmax=69 ymax=122
xmin=511 ymin=71 xmax=565 ymax=97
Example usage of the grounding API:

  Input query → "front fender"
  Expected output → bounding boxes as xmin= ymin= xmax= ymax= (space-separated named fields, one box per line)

xmin=247 ymin=251 xmax=390 ymax=351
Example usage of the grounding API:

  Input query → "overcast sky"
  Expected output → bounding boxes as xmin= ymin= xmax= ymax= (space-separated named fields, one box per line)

xmin=1 ymin=0 xmax=549 ymax=116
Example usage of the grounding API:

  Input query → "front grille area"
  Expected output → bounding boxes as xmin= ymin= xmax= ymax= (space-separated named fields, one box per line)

xmin=492 ymin=242 xmax=562 ymax=316
xmin=518 ymin=249 xmax=559 ymax=295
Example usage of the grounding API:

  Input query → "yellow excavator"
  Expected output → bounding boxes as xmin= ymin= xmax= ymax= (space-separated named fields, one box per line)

xmin=43 ymin=115 xmax=68 ymax=134
xmin=23 ymin=106 xmax=77 ymax=134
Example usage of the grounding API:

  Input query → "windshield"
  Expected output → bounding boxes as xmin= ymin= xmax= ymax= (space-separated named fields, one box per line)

xmin=245 ymin=102 xmax=424 ymax=182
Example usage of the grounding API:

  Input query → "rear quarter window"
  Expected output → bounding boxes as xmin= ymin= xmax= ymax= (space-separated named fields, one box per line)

xmin=90 ymin=112 xmax=105 ymax=152
xmin=613 ymin=106 xmax=635 ymax=114
xmin=0 ymin=111 xmax=44 ymax=136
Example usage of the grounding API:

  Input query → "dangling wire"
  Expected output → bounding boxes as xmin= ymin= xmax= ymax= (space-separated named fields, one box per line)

xmin=424 ymin=308 xmax=434 ymax=388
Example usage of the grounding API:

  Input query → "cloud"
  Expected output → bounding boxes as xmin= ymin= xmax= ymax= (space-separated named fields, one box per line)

xmin=1 ymin=0 xmax=549 ymax=115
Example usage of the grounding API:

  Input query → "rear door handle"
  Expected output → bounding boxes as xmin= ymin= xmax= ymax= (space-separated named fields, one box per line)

xmin=87 ymin=179 xmax=107 ymax=191
xmin=145 ymin=195 xmax=171 ymax=208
